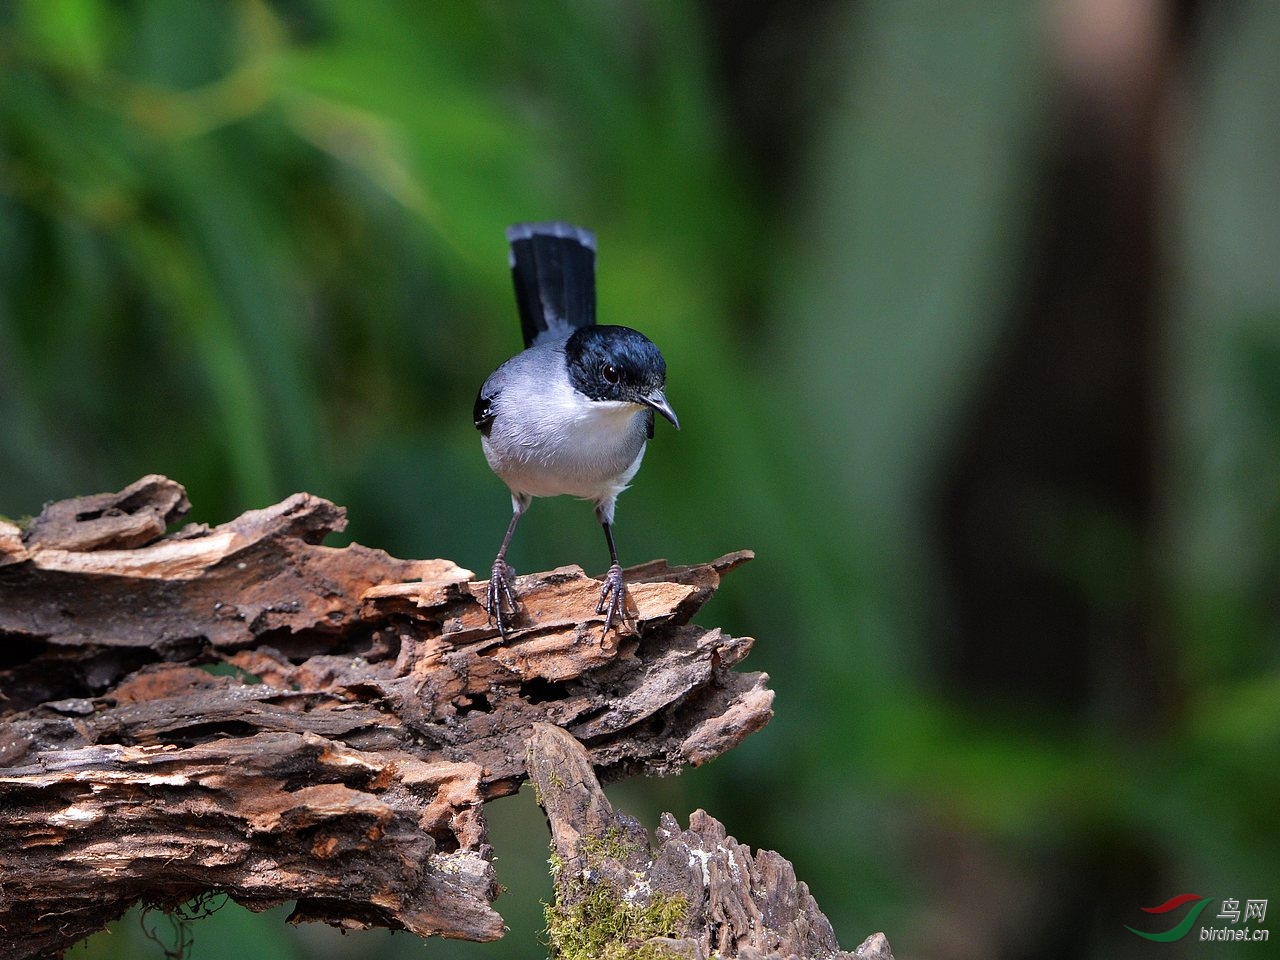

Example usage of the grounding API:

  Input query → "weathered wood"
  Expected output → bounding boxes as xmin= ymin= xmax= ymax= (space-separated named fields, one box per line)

xmin=528 ymin=723 xmax=894 ymax=960
xmin=0 ymin=478 xmax=771 ymax=959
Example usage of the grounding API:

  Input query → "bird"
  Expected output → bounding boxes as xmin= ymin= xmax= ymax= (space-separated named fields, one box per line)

xmin=474 ymin=222 xmax=679 ymax=636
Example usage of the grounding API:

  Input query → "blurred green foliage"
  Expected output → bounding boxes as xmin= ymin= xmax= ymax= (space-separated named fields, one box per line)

xmin=2 ymin=1 xmax=1278 ymax=958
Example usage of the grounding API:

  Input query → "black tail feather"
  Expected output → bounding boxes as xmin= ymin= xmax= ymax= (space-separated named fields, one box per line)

xmin=507 ymin=222 xmax=596 ymax=347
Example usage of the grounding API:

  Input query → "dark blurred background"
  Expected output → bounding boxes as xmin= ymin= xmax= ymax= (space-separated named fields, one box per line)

xmin=3 ymin=1 xmax=1278 ymax=958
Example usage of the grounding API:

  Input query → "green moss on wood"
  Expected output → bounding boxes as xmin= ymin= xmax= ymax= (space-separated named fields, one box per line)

xmin=543 ymin=826 xmax=687 ymax=959
xmin=543 ymin=884 xmax=688 ymax=960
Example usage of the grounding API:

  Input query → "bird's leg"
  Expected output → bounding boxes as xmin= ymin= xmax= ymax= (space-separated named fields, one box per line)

xmin=486 ymin=500 xmax=525 ymax=635
xmin=595 ymin=516 xmax=629 ymax=634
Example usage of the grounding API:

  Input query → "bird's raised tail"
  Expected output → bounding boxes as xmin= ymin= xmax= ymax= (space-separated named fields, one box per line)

xmin=506 ymin=222 xmax=597 ymax=348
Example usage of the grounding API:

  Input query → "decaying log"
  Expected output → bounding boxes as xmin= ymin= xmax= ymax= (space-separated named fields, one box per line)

xmin=0 ymin=477 xmax=772 ymax=959
xmin=528 ymin=723 xmax=894 ymax=960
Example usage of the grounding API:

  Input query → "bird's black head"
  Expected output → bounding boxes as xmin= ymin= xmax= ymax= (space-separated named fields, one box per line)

xmin=564 ymin=325 xmax=679 ymax=428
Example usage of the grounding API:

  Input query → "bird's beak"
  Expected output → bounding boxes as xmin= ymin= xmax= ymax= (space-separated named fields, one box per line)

xmin=642 ymin=389 xmax=680 ymax=430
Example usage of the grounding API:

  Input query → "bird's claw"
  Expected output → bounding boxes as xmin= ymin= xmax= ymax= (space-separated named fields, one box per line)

xmin=596 ymin=562 xmax=629 ymax=634
xmin=486 ymin=559 xmax=520 ymax=636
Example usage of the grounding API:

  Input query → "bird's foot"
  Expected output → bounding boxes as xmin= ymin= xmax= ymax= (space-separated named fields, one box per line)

xmin=485 ymin=558 xmax=520 ymax=636
xmin=596 ymin=562 xmax=630 ymax=634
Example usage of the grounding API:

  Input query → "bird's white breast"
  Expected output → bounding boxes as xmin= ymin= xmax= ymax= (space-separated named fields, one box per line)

xmin=481 ymin=344 xmax=650 ymax=505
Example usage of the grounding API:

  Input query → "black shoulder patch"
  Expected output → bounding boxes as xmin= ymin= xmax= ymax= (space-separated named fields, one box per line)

xmin=474 ymin=390 xmax=496 ymax=436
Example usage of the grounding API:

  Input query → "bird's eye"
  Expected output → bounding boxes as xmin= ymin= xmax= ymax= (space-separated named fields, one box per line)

xmin=601 ymin=362 xmax=620 ymax=384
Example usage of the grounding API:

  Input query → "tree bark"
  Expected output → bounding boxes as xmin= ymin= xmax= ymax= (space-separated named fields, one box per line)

xmin=0 ymin=476 xmax=772 ymax=959
xmin=528 ymin=723 xmax=894 ymax=960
